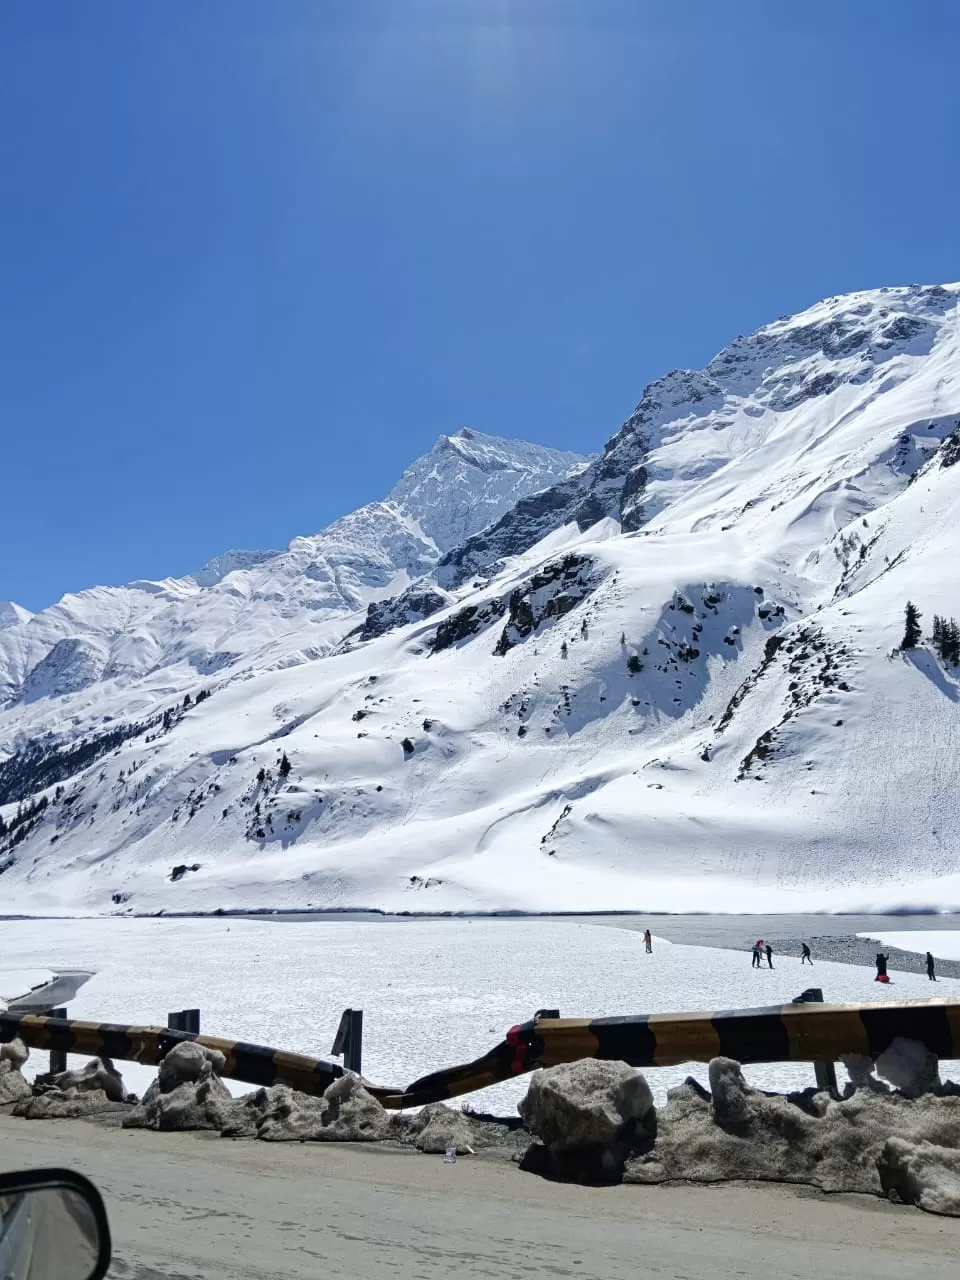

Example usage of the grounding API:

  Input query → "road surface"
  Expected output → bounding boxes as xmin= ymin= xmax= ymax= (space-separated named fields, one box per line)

xmin=2 ymin=1116 xmax=960 ymax=1279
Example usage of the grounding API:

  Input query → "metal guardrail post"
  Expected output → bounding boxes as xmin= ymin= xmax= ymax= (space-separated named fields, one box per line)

xmin=167 ymin=1009 xmax=200 ymax=1034
xmin=792 ymin=987 xmax=838 ymax=1093
xmin=49 ymin=1008 xmax=68 ymax=1074
xmin=332 ymin=1008 xmax=363 ymax=1075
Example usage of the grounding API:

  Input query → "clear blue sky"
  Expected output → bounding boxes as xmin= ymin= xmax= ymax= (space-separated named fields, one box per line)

xmin=2 ymin=0 xmax=959 ymax=611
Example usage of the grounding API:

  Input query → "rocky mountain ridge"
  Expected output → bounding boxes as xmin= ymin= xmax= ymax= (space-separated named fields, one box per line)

xmin=0 ymin=430 xmax=587 ymax=741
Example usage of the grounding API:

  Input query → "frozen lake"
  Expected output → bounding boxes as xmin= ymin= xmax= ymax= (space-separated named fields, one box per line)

xmin=2 ymin=916 xmax=958 ymax=1111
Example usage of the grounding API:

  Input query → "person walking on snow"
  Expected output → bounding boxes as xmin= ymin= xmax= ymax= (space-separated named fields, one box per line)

xmin=927 ymin=951 xmax=937 ymax=981
xmin=643 ymin=929 xmax=653 ymax=954
xmin=752 ymin=940 xmax=762 ymax=968
xmin=801 ymin=943 xmax=812 ymax=965
xmin=875 ymin=953 xmax=889 ymax=982
xmin=765 ymin=942 xmax=774 ymax=969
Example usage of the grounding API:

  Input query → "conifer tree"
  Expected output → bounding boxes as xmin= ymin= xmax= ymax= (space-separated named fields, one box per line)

xmin=902 ymin=601 xmax=922 ymax=649
xmin=945 ymin=619 xmax=960 ymax=666
xmin=932 ymin=614 xmax=945 ymax=655
xmin=279 ymin=753 xmax=292 ymax=779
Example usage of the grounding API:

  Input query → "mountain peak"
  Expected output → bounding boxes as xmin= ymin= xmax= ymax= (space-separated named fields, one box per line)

xmin=388 ymin=430 xmax=590 ymax=554
xmin=192 ymin=547 xmax=284 ymax=589
xmin=0 ymin=601 xmax=32 ymax=630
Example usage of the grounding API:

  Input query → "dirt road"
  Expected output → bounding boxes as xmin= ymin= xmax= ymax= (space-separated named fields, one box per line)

xmin=2 ymin=1115 xmax=960 ymax=1279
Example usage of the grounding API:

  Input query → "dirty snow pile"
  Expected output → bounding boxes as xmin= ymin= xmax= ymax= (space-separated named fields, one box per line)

xmin=3 ymin=284 xmax=960 ymax=913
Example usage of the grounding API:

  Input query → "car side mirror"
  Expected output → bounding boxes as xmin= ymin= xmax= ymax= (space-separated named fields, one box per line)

xmin=0 ymin=1167 xmax=111 ymax=1280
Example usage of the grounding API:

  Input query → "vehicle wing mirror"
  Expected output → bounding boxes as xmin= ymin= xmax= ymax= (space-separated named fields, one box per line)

xmin=0 ymin=1167 xmax=111 ymax=1280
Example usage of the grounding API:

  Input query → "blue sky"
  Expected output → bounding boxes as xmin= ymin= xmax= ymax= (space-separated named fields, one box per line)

xmin=2 ymin=0 xmax=959 ymax=611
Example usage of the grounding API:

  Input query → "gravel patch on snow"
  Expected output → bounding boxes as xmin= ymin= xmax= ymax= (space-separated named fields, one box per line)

xmin=770 ymin=935 xmax=960 ymax=978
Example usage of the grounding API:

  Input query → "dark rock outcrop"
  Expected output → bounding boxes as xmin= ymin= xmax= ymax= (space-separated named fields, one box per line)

xmin=493 ymin=555 xmax=599 ymax=655
xmin=359 ymin=586 xmax=452 ymax=642
xmin=430 ymin=597 xmax=506 ymax=654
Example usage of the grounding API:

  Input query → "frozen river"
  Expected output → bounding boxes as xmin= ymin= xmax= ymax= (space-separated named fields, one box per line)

xmin=2 ymin=915 xmax=958 ymax=1111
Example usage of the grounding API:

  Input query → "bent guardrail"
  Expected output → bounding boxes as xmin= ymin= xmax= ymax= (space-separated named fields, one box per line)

xmin=4 ymin=996 xmax=960 ymax=1108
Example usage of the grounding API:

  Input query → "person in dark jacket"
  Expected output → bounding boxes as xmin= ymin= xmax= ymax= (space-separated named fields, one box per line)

xmin=800 ymin=942 xmax=812 ymax=964
xmin=751 ymin=941 xmax=762 ymax=968
xmin=875 ymin=953 xmax=889 ymax=981
xmin=765 ymin=942 xmax=774 ymax=969
xmin=927 ymin=951 xmax=937 ymax=981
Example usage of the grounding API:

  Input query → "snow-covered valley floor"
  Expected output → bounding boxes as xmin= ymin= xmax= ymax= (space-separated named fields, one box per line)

xmin=2 ymin=918 xmax=957 ymax=1111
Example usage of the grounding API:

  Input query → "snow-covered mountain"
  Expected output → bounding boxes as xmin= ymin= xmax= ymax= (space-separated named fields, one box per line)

xmin=0 ymin=602 xmax=32 ymax=631
xmin=0 ymin=429 xmax=587 ymax=737
xmin=4 ymin=282 xmax=960 ymax=917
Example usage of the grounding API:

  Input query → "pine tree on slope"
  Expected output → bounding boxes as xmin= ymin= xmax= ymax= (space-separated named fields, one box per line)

xmin=932 ymin=614 xmax=945 ymax=655
xmin=944 ymin=619 xmax=960 ymax=667
xmin=902 ymin=601 xmax=922 ymax=650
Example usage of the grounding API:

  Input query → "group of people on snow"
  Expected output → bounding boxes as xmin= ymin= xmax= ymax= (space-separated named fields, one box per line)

xmin=751 ymin=939 xmax=811 ymax=967
xmin=874 ymin=950 xmax=938 ymax=982
xmin=640 ymin=931 xmax=939 ymax=983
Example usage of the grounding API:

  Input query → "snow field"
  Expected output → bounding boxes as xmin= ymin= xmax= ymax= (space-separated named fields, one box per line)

xmin=859 ymin=931 xmax=960 ymax=961
xmin=2 ymin=918 xmax=958 ymax=1111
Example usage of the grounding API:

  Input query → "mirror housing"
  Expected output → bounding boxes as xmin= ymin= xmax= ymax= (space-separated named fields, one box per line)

xmin=0 ymin=1167 xmax=111 ymax=1280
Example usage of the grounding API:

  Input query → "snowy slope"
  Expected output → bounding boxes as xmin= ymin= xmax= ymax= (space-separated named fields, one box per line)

xmin=0 ymin=602 xmax=32 ymax=630
xmin=4 ymin=283 xmax=960 ymax=916
xmin=0 ymin=430 xmax=587 ymax=746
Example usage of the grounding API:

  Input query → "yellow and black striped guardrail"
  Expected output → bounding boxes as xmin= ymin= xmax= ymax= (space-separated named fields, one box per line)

xmin=4 ymin=997 xmax=960 ymax=1108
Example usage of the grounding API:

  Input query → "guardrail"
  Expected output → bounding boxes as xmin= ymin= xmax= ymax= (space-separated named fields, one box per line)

xmin=3 ymin=995 xmax=959 ymax=1108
